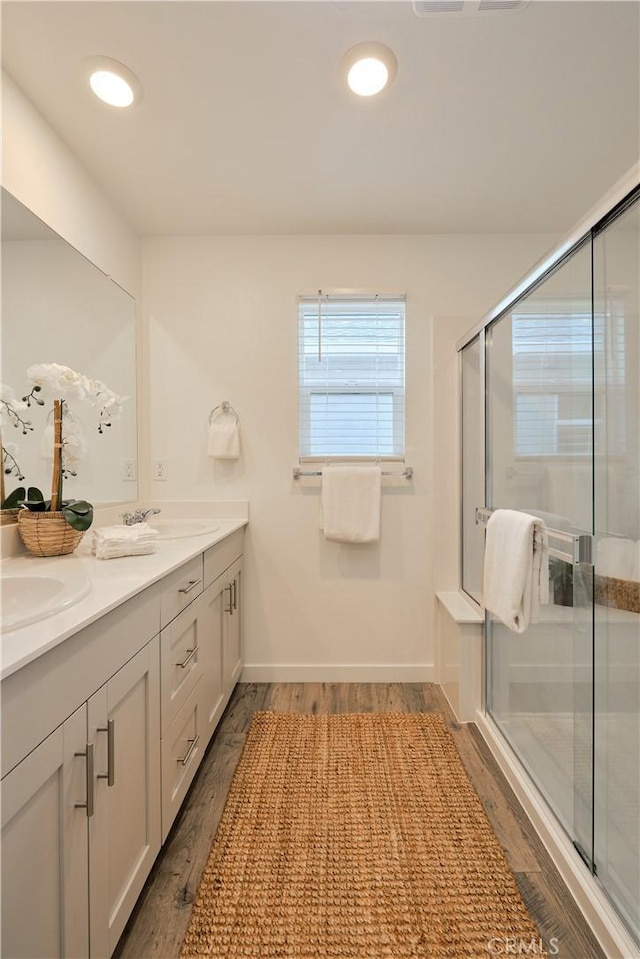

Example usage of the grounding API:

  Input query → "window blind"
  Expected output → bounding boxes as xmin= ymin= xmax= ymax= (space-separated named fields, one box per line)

xmin=298 ymin=294 xmax=405 ymax=459
xmin=512 ymin=305 xmax=626 ymax=457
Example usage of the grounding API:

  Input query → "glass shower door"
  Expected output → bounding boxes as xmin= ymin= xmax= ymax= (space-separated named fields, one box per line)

xmin=485 ymin=239 xmax=596 ymax=867
xmin=592 ymin=190 xmax=640 ymax=942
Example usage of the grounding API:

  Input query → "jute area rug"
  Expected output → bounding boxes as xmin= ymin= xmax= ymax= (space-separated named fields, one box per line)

xmin=181 ymin=712 xmax=547 ymax=958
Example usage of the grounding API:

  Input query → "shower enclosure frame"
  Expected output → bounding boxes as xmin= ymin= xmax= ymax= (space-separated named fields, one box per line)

xmin=456 ymin=165 xmax=640 ymax=959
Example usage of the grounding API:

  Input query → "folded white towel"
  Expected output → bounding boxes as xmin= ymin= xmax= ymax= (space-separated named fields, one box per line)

xmin=94 ymin=523 xmax=158 ymax=544
xmin=95 ymin=546 xmax=157 ymax=559
xmin=319 ymin=466 xmax=381 ymax=544
xmin=207 ymin=416 xmax=240 ymax=460
xmin=93 ymin=523 xmax=159 ymax=560
xmin=596 ymin=536 xmax=636 ymax=580
xmin=483 ymin=509 xmax=549 ymax=634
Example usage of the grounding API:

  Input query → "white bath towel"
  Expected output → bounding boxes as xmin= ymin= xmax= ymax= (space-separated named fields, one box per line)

xmin=207 ymin=416 xmax=240 ymax=460
xmin=319 ymin=466 xmax=381 ymax=544
xmin=596 ymin=536 xmax=636 ymax=580
xmin=483 ymin=509 xmax=549 ymax=633
xmin=93 ymin=523 xmax=159 ymax=560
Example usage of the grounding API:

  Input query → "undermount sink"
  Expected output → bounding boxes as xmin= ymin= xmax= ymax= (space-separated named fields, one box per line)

xmin=150 ymin=518 xmax=220 ymax=540
xmin=1 ymin=569 xmax=91 ymax=632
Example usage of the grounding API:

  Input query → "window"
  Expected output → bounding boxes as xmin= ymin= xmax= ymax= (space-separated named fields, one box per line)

xmin=298 ymin=294 xmax=405 ymax=459
xmin=512 ymin=302 xmax=626 ymax=458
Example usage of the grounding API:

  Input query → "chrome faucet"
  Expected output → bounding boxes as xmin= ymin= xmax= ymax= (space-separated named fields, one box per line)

xmin=121 ymin=507 xmax=161 ymax=526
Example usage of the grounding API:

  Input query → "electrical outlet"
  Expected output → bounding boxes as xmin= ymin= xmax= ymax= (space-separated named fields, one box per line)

xmin=153 ymin=458 xmax=168 ymax=481
xmin=122 ymin=459 xmax=137 ymax=482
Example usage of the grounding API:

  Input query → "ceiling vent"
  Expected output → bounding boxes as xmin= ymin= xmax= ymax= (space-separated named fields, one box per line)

xmin=413 ymin=0 xmax=529 ymax=16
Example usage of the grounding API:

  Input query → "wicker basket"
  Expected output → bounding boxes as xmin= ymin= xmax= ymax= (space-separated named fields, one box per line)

xmin=17 ymin=510 xmax=84 ymax=557
xmin=1 ymin=508 xmax=20 ymax=526
xmin=594 ymin=574 xmax=640 ymax=614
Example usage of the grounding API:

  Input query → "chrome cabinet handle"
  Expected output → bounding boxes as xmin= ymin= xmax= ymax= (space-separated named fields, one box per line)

xmin=97 ymin=720 xmax=115 ymax=787
xmin=232 ymin=577 xmax=238 ymax=611
xmin=178 ymin=578 xmax=201 ymax=595
xmin=176 ymin=645 xmax=198 ymax=669
xmin=74 ymin=742 xmax=95 ymax=817
xmin=225 ymin=583 xmax=233 ymax=615
xmin=177 ymin=734 xmax=199 ymax=766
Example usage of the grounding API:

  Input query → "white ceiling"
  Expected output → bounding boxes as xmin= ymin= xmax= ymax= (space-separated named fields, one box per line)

xmin=2 ymin=0 xmax=639 ymax=237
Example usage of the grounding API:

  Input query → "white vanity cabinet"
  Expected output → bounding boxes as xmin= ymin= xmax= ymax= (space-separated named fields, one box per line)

xmin=1 ymin=625 xmax=160 ymax=959
xmin=202 ymin=529 xmax=244 ymax=721
xmin=160 ymin=530 xmax=244 ymax=839
xmin=1 ymin=704 xmax=90 ymax=959
xmin=159 ymin=580 xmax=209 ymax=840
xmin=1 ymin=521 xmax=245 ymax=959
xmin=192 ymin=556 xmax=243 ymax=749
xmin=88 ymin=639 xmax=161 ymax=958
xmin=223 ymin=556 xmax=243 ymax=696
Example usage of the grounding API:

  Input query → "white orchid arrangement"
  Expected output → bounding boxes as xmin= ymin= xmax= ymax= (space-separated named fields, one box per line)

xmin=2 ymin=363 xmax=127 ymax=531
xmin=26 ymin=363 xmax=127 ymax=426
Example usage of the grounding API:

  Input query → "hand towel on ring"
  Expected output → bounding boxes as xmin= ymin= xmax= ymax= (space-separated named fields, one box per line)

xmin=208 ymin=414 xmax=240 ymax=460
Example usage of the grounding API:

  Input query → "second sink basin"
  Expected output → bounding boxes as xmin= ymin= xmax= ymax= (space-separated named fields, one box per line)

xmin=150 ymin=519 xmax=220 ymax=540
xmin=1 ymin=569 xmax=92 ymax=632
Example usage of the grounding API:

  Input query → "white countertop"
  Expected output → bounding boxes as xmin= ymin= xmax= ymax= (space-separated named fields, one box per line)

xmin=1 ymin=518 xmax=247 ymax=681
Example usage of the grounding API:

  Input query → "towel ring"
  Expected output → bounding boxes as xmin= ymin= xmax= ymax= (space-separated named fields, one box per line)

xmin=209 ymin=400 xmax=239 ymax=424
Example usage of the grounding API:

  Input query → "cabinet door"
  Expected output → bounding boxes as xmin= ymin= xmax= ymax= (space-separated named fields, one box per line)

xmin=199 ymin=576 xmax=225 ymax=745
xmin=223 ymin=557 xmax=243 ymax=697
xmin=88 ymin=637 xmax=161 ymax=959
xmin=1 ymin=705 xmax=89 ymax=959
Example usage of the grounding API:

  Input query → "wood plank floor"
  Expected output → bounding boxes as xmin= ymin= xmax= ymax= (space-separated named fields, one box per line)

xmin=114 ymin=683 xmax=605 ymax=959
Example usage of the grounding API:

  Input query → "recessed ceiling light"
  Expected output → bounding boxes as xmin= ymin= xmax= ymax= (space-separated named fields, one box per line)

xmin=341 ymin=42 xmax=397 ymax=97
xmin=86 ymin=57 xmax=142 ymax=108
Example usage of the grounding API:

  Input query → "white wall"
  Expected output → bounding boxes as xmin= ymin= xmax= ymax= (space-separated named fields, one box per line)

xmin=143 ymin=233 xmax=555 ymax=681
xmin=2 ymin=72 xmax=140 ymax=297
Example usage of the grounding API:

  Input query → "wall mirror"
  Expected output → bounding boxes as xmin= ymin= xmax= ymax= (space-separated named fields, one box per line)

xmin=1 ymin=188 xmax=138 ymax=515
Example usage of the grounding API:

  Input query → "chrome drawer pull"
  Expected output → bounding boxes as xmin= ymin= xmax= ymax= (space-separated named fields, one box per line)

xmin=97 ymin=719 xmax=115 ymax=787
xmin=225 ymin=583 xmax=233 ymax=615
xmin=178 ymin=578 xmax=201 ymax=595
xmin=177 ymin=734 xmax=199 ymax=766
xmin=74 ymin=742 xmax=95 ymax=818
xmin=176 ymin=645 xmax=198 ymax=669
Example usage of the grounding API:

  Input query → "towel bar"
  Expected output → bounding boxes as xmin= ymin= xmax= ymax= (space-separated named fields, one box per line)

xmin=475 ymin=506 xmax=592 ymax=565
xmin=293 ymin=466 xmax=413 ymax=480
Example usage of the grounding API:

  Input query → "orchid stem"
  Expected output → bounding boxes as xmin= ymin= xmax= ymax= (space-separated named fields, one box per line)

xmin=50 ymin=399 xmax=63 ymax=511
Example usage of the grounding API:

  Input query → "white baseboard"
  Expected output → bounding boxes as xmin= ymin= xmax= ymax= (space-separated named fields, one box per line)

xmin=475 ymin=711 xmax=639 ymax=959
xmin=240 ymin=664 xmax=436 ymax=683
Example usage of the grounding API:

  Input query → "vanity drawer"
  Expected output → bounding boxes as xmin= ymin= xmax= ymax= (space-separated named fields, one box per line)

xmin=204 ymin=528 xmax=244 ymax=588
xmin=161 ymin=677 xmax=205 ymax=841
xmin=160 ymin=591 xmax=205 ymax=733
xmin=160 ymin=555 xmax=203 ymax=629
